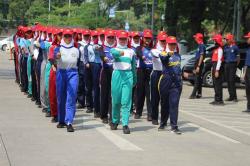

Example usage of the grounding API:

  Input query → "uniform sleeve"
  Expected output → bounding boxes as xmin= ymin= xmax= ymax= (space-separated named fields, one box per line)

xmin=235 ymin=46 xmax=240 ymax=57
xmin=199 ymin=45 xmax=206 ymax=56
xmin=216 ymin=48 xmax=223 ymax=71
xmin=131 ymin=51 xmax=137 ymax=86
xmin=83 ymin=45 xmax=89 ymax=64
xmin=110 ymin=48 xmax=121 ymax=59
xmin=151 ymin=49 xmax=161 ymax=58
xmin=135 ymin=46 xmax=143 ymax=60
xmin=159 ymin=53 xmax=171 ymax=66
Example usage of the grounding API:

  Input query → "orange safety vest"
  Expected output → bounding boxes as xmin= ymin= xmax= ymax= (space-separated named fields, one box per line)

xmin=212 ymin=47 xmax=224 ymax=62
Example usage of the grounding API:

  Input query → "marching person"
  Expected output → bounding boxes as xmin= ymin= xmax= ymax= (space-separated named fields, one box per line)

xmin=242 ymin=32 xmax=250 ymax=113
xmin=224 ymin=33 xmax=239 ymax=102
xmin=100 ymin=29 xmax=116 ymax=124
xmin=189 ymin=33 xmax=206 ymax=99
xmin=77 ymin=29 xmax=91 ymax=109
xmin=158 ymin=36 xmax=182 ymax=134
xmin=48 ymin=28 xmax=63 ymax=122
xmin=83 ymin=30 xmax=102 ymax=117
xmin=129 ymin=31 xmax=141 ymax=114
xmin=55 ymin=28 xmax=80 ymax=132
xmin=210 ymin=34 xmax=224 ymax=105
xmin=110 ymin=30 xmax=137 ymax=134
xmin=134 ymin=29 xmax=153 ymax=121
xmin=150 ymin=31 xmax=167 ymax=125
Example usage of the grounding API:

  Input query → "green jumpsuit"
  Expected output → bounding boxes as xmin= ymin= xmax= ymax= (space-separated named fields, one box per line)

xmin=110 ymin=48 xmax=137 ymax=126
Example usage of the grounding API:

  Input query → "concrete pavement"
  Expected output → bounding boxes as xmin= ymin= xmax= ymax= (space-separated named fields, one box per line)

xmin=0 ymin=51 xmax=250 ymax=166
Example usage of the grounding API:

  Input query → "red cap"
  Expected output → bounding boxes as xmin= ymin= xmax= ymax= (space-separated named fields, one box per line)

xmin=98 ymin=29 xmax=106 ymax=36
xmin=63 ymin=28 xmax=73 ymax=35
xmin=131 ymin=31 xmax=140 ymax=37
xmin=193 ymin=33 xmax=203 ymax=39
xmin=105 ymin=30 xmax=115 ymax=37
xmin=83 ymin=29 xmax=91 ymax=35
xmin=91 ymin=30 xmax=99 ymax=37
xmin=157 ymin=31 xmax=167 ymax=41
xmin=224 ymin=33 xmax=234 ymax=41
xmin=244 ymin=32 xmax=250 ymax=38
xmin=166 ymin=36 xmax=177 ymax=44
xmin=117 ymin=30 xmax=128 ymax=39
xmin=23 ymin=26 xmax=32 ymax=33
xmin=143 ymin=29 xmax=153 ymax=38
xmin=212 ymin=34 xmax=223 ymax=46
xmin=72 ymin=28 xmax=78 ymax=33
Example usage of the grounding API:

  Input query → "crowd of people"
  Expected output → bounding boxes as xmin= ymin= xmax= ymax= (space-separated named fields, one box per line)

xmin=12 ymin=23 xmax=250 ymax=134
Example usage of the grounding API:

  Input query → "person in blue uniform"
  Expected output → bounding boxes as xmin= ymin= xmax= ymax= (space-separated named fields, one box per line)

xmin=55 ymin=28 xmax=80 ymax=132
xmin=134 ymin=29 xmax=153 ymax=121
xmin=83 ymin=30 xmax=102 ymax=118
xmin=77 ymin=29 xmax=91 ymax=109
xmin=100 ymin=30 xmax=116 ymax=124
xmin=158 ymin=36 xmax=182 ymax=134
xmin=189 ymin=33 xmax=206 ymax=99
xmin=242 ymin=32 xmax=250 ymax=113
xmin=224 ymin=33 xmax=239 ymax=102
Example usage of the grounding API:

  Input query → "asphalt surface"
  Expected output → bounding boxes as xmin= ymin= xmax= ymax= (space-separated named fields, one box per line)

xmin=0 ymin=51 xmax=250 ymax=166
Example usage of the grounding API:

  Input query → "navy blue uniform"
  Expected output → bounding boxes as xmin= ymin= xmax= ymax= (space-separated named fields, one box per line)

xmin=135 ymin=46 xmax=152 ymax=119
xmin=224 ymin=44 xmax=239 ymax=100
xmin=100 ymin=45 xmax=113 ymax=121
xmin=190 ymin=44 xmax=206 ymax=98
xmin=158 ymin=52 xmax=182 ymax=129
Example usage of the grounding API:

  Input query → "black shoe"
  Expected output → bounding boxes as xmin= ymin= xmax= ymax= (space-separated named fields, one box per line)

xmin=57 ymin=122 xmax=67 ymax=128
xmin=38 ymin=105 xmax=42 ymax=108
xmin=51 ymin=116 xmax=58 ymax=123
xmin=134 ymin=114 xmax=141 ymax=119
xmin=123 ymin=126 xmax=130 ymax=134
xmin=171 ymin=127 xmax=182 ymax=135
xmin=77 ymin=104 xmax=85 ymax=109
xmin=102 ymin=118 xmax=109 ymax=124
xmin=158 ymin=123 xmax=166 ymax=131
xmin=196 ymin=94 xmax=202 ymax=99
xmin=242 ymin=109 xmax=250 ymax=113
xmin=42 ymin=108 xmax=47 ymax=113
xmin=31 ymin=97 xmax=36 ymax=101
xmin=67 ymin=124 xmax=75 ymax=132
xmin=36 ymin=101 xmax=41 ymax=105
xmin=94 ymin=112 xmax=100 ymax=118
xmin=209 ymin=101 xmax=224 ymax=106
xmin=147 ymin=116 xmax=152 ymax=121
xmin=189 ymin=95 xmax=196 ymax=99
xmin=86 ymin=108 xmax=93 ymax=113
xmin=27 ymin=94 xmax=32 ymax=98
xmin=226 ymin=97 xmax=234 ymax=101
xmin=45 ymin=111 xmax=51 ymax=117
xmin=152 ymin=120 xmax=159 ymax=125
xmin=110 ymin=123 xmax=118 ymax=130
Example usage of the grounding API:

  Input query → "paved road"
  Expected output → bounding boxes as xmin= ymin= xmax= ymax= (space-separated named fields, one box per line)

xmin=0 ymin=51 xmax=250 ymax=166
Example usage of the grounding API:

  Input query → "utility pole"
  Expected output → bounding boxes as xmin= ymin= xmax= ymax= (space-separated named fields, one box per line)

xmin=48 ymin=0 xmax=51 ymax=22
xmin=68 ymin=0 xmax=71 ymax=17
xmin=236 ymin=0 xmax=241 ymax=41
xmin=151 ymin=0 xmax=156 ymax=33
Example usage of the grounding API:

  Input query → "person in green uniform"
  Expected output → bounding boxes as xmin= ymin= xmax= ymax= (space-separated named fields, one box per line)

xmin=110 ymin=30 xmax=137 ymax=134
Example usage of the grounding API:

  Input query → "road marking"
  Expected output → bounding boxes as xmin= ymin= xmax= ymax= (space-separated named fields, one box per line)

xmin=187 ymin=123 xmax=240 ymax=144
xmin=181 ymin=110 xmax=250 ymax=136
xmin=82 ymin=116 xmax=143 ymax=151
xmin=185 ymin=110 xmax=250 ymax=117
xmin=200 ymin=115 xmax=250 ymax=121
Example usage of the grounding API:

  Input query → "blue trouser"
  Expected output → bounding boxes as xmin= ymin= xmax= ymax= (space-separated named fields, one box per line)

xmin=158 ymin=73 xmax=182 ymax=129
xmin=21 ymin=56 xmax=28 ymax=92
xmin=85 ymin=62 xmax=101 ymax=113
xmin=77 ymin=61 xmax=86 ymax=107
xmin=151 ymin=70 xmax=167 ymax=123
xmin=56 ymin=69 xmax=79 ymax=125
xmin=35 ymin=60 xmax=42 ymax=103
